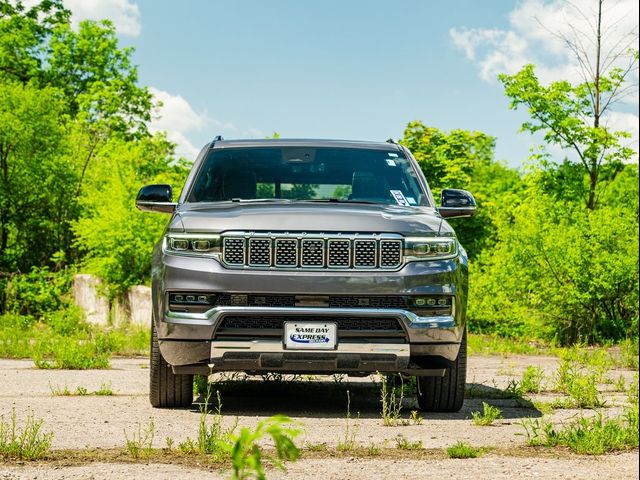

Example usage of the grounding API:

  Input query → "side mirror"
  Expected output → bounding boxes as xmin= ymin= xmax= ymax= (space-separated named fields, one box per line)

xmin=438 ymin=189 xmax=476 ymax=218
xmin=135 ymin=184 xmax=176 ymax=213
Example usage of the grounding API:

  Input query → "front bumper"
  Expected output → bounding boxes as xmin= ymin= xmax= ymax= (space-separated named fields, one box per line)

xmin=153 ymin=250 xmax=468 ymax=374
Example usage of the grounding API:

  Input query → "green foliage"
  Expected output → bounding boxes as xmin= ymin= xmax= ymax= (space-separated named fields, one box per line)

xmin=445 ymin=441 xmax=484 ymax=459
xmin=220 ymin=415 xmax=302 ymax=480
xmin=500 ymin=64 xmax=636 ymax=210
xmin=0 ymin=409 xmax=53 ymax=460
xmin=521 ymin=406 xmax=639 ymax=454
xmin=4 ymin=266 xmax=73 ymax=318
xmin=471 ymin=402 xmax=503 ymax=426
xmin=470 ymin=166 xmax=639 ymax=344
xmin=72 ymin=136 xmax=189 ymax=298
xmin=0 ymin=306 xmax=149 ymax=367
xmin=401 ymin=120 xmax=522 ymax=258
xmin=520 ymin=366 xmax=545 ymax=394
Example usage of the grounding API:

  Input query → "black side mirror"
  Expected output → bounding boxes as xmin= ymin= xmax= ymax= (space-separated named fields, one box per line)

xmin=135 ymin=184 xmax=176 ymax=213
xmin=438 ymin=189 xmax=476 ymax=218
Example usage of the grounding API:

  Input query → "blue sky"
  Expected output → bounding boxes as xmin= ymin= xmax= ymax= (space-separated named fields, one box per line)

xmin=64 ymin=0 xmax=639 ymax=165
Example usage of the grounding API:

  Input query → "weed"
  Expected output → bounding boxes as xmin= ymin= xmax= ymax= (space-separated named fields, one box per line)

xmin=365 ymin=442 xmax=381 ymax=456
xmin=219 ymin=415 xmax=302 ymax=480
xmin=409 ymin=410 xmax=423 ymax=425
xmin=178 ymin=438 xmax=197 ymax=454
xmin=520 ymin=406 xmax=639 ymax=454
xmin=471 ymin=402 xmax=503 ymax=426
xmin=165 ymin=436 xmax=174 ymax=451
xmin=337 ymin=390 xmax=359 ymax=452
xmin=614 ymin=375 xmax=627 ymax=392
xmin=197 ymin=388 xmax=237 ymax=458
xmin=305 ymin=442 xmax=328 ymax=452
xmin=520 ymin=366 xmax=545 ymax=393
xmin=380 ymin=375 xmax=404 ymax=426
xmin=627 ymin=374 xmax=639 ymax=405
xmin=49 ymin=382 xmax=113 ymax=396
xmin=615 ymin=338 xmax=639 ymax=369
xmin=554 ymin=359 xmax=604 ymax=408
xmin=124 ymin=417 xmax=155 ymax=459
xmin=395 ymin=435 xmax=423 ymax=450
xmin=446 ymin=441 xmax=484 ymax=459
xmin=0 ymin=409 xmax=53 ymax=460
xmin=94 ymin=382 xmax=113 ymax=396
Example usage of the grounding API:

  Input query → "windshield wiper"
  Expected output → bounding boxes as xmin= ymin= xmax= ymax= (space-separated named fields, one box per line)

xmin=230 ymin=198 xmax=292 ymax=203
xmin=304 ymin=198 xmax=381 ymax=205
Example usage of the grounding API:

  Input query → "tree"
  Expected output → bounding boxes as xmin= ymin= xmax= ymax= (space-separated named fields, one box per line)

xmin=401 ymin=121 xmax=521 ymax=258
xmin=499 ymin=0 xmax=638 ymax=210
xmin=0 ymin=80 xmax=76 ymax=272
xmin=0 ymin=0 xmax=70 ymax=83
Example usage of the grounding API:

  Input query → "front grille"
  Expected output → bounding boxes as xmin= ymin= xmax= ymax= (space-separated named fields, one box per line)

xmin=221 ymin=233 xmax=404 ymax=270
xmin=216 ymin=315 xmax=404 ymax=333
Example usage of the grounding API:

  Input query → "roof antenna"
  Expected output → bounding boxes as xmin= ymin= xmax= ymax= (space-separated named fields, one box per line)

xmin=386 ymin=138 xmax=398 ymax=144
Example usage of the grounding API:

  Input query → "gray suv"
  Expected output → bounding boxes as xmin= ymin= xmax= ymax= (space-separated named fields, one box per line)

xmin=136 ymin=137 xmax=476 ymax=411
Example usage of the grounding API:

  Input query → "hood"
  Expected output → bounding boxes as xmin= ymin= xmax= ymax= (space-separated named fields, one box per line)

xmin=170 ymin=202 xmax=446 ymax=236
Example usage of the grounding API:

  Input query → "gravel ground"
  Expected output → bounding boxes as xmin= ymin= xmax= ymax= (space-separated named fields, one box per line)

xmin=0 ymin=355 xmax=638 ymax=479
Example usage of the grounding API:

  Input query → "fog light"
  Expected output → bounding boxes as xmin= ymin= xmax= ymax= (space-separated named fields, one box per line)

xmin=427 ymin=298 xmax=437 ymax=306
xmin=438 ymin=298 xmax=448 ymax=306
xmin=415 ymin=298 xmax=427 ymax=306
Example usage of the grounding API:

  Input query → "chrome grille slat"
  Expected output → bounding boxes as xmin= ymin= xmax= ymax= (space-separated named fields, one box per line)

xmin=221 ymin=233 xmax=404 ymax=270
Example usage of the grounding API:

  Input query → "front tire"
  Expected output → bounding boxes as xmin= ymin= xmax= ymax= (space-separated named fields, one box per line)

xmin=150 ymin=321 xmax=193 ymax=408
xmin=416 ymin=328 xmax=467 ymax=412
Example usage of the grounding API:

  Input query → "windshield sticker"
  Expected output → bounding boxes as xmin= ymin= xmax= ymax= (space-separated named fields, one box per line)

xmin=387 ymin=153 xmax=398 ymax=158
xmin=390 ymin=190 xmax=409 ymax=206
xmin=385 ymin=159 xmax=397 ymax=166
xmin=406 ymin=196 xmax=417 ymax=205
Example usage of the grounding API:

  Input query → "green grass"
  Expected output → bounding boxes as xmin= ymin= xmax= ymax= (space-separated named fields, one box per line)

xmin=394 ymin=435 xmax=423 ymax=450
xmin=520 ymin=365 xmax=545 ymax=393
xmin=445 ymin=441 xmax=485 ymax=459
xmin=554 ymin=359 xmax=604 ymax=408
xmin=471 ymin=402 xmax=503 ymax=426
xmin=49 ymin=382 xmax=113 ymax=396
xmin=521 ymin=405 xmax=639 ymax=454
xmin=0 ymin=308 xmax=150 ymax=369
xmin=0 ymin=409 xmax=53 ymax=460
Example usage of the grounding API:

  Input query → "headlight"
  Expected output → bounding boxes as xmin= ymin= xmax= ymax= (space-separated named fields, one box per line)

xmin=165 ymin=233 xmax=221 ymax=256
xmin=404 ymin=237 xmax=457 ymax=261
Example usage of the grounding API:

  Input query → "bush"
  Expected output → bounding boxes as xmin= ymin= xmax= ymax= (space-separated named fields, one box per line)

xmin=4 ymin=266 xmax=73 ymax=318
xmin=469 ymin=173 xmax=639 ymax=344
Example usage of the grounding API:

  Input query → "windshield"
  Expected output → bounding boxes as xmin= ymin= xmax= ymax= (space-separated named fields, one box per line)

xmin=188 ymin=147 xmax=429 ymax=206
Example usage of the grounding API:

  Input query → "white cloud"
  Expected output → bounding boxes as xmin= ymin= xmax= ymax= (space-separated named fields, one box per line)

xmin=451 ymin=0 xmax=639 ymax=159
xmin=450 ymin=0 xmax=639 ymax=86
xmin=64 ymin=0 xmax=141 ymax=36
xmin=149 ymin=87 xmax=240 ymax=159
xmin=149 ymin=87 xmax=207 ymax=159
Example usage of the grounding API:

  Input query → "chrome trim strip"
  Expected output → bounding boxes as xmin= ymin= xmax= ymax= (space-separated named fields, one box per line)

xmin=165 ymin=305 xmax=456 ymax=329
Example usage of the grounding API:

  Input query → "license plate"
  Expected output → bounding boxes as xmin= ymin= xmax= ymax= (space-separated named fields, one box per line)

xmin=284 ymin=322 xmax=337 ymax=350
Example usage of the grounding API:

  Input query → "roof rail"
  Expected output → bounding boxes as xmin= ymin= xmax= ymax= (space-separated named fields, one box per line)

xmin=386 ymin=138 xmax=398 ymax=144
